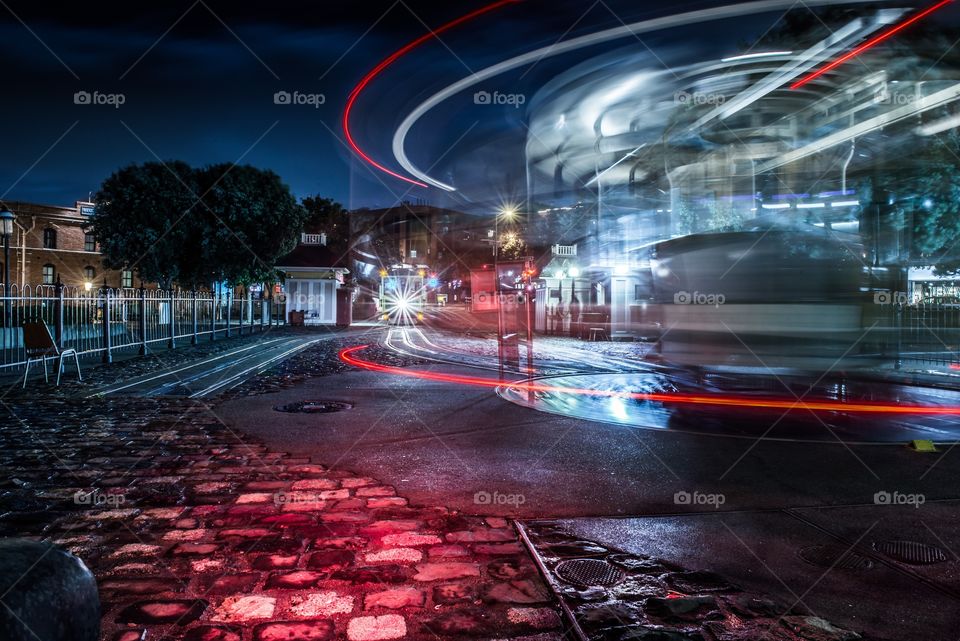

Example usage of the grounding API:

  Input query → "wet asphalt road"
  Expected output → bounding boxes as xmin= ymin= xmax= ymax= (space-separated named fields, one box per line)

xmin=220 ymin=359 xmax=960 ymax=520
xmin=218 ymin=340 xmax=960 ymax=640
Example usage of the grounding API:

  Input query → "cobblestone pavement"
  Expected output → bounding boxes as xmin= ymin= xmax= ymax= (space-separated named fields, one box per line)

xmin=0 ymin=332 xmax=878 ymax=641
xmin=0 ymin=335 xmax=565 ymax=641
xmin=520 ymin=522 xmax=863 ymax=641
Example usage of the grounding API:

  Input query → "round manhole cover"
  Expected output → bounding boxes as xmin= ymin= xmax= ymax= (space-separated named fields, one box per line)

xmin=273 ymin=400 xmax=353 ymax=414
xmin=798 ymin=544 xmax=873 ymax=570
xmin=873 ymin=540 xmax=948 ymax=565
xmin=555 ymin=559 xmax=626 ymax=587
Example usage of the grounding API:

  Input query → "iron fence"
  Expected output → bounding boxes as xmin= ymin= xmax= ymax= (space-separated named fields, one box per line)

xmin=0 ymin=284 xmax=281 ymax=371
xmin=898 ymin=301 xmax=960 ymax=366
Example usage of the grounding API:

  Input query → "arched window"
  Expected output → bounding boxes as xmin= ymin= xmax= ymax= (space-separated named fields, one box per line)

xmin=42 ymin=264 xmax=55 ymax=284
xmin=83 ymin=266 xmax=96 ymax=281
xmin=43 ymin=228 xmax=57 ymax=249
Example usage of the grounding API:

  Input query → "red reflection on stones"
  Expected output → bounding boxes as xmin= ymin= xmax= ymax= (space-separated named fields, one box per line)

xmin=116 ymin=599 xmax=208 ymax=624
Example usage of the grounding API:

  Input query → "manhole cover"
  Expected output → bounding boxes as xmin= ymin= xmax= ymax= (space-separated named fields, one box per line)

xmin=798 ymin=544 xmax=874 ymax=570
xmin=873 ymin=540 xmax=948 ymax=565
xmin=555 ymin=558 xmax=626 ymax=587
xmin=273 ymin=400 xmax=353 ymax=414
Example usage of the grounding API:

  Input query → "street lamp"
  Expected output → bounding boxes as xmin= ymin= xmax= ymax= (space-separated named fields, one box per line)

xmin=493 ymin=206 xmax=518 ymax=380
xmin=0 ymin=207 xmax=15 ymax=329
xmin=494 ymin=206 xmax=517 ymax=259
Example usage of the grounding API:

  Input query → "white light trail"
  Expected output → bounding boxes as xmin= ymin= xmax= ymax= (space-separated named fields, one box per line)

xmin=720 ymin=51 xmax=793 ymax=62
xmin=392 ymin=0 xmax=905 ymax=191
xmin=917 ymin=113 xmax=960 ymax=136
xmin=758 ymin=81 xmax=960 ymax=173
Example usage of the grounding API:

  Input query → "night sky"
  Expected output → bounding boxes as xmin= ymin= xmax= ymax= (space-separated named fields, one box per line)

xmin=0 ymin=0 xmax=715 ymax=209
xmin=4 ymin=0 xmax=948 ymax=212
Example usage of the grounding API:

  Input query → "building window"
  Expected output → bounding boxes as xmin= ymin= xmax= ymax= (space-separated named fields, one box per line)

xmin=84 ymin=233 xmax=96 ymax=252
xmin=121 ymin=270 xmax=133 ymax=288
xmin=83 ymin=266 xmax=96 ymax=281
xmin=43 ymin=228 xmax=57 ymax=249
xmin=42 ymin=264 xmax=55 ymax=285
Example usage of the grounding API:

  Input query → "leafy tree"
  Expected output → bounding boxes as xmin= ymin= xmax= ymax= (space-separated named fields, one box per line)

xmin=92 ymin=161 xmax=310 ymax=289
xmin=194 ymin=164 xmax=307 ymax=286
xmin=302 ymin=196 xmax=350 ymax=258
xmin=705 ymin=198 xmax=744 ymax=232
xmin=90 ymin=161 xmax=199 ymax=289
xmin=907 ymin=132 xmax=960 ymax=273
xmin=498 ymin=230 xmax=527 ymax=259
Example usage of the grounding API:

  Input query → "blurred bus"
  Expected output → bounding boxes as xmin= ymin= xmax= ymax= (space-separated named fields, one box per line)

xmin=378 ymin=265 xmax=427 ymax=325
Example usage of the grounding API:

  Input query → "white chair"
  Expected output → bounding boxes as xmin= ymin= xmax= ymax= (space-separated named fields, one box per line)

xmin=21 ymin=321 xmax=82 ymax=388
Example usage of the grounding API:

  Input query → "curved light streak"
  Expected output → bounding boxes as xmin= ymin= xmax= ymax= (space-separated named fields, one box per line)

xmin=340 ymin=345 xmax=960 ymax=415
xmin=790 ymin=0 xmax=954 ymax=89
xmin=392 ymin=0 xmax=903 ymax=191
xmin=343 ymin=0 xmax=520 ymax=187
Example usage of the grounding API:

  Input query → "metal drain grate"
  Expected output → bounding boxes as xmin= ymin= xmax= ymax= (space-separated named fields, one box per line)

xmin=273 ymin=400 xmax=353 ymax=414
xmin=873 ymin=540 xmax=948 ymax=565
xmin=798 ymin=544 xmax=874 ymax=570
xmin=554 ymin=558 xmax=626 ymax=587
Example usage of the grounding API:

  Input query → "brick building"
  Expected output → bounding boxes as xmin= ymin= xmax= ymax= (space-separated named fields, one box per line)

xmin=1 ymin=200 xmax=134 ymax=289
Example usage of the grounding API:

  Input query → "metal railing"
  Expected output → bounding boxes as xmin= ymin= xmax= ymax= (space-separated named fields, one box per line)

xmin=301 ymin=233 xmax=327 ymax=245
xmin=896 ymin=300 xmax=960 ymax=366
xmin=0 ymin=284 xmax=282 ymax=371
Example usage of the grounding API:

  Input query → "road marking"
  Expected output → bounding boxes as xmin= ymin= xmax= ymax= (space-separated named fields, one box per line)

xmin=140 ymin=338 xmax=304 ymax=395
xmin=87 ymin=338 xmax=286 ymax=397
xmin=188 ymin=338 xmax=323 ymax=398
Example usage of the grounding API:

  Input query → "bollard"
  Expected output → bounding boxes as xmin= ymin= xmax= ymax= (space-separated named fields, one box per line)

xmin=0 ymin=539 xmax=100 ymax=641
xmin=138 ymin=286 xmax=147 ymax=356
xmin=167 ymin=290 xmax=176 ymax=350
xmin=101 ymin=287 xmax=112 ymax=364
xmin=225 ymin=291 xmax=232 ymax=338
xmin=210 ymin=292 xmax=216 ymax=341
xmin=54 ymin=278 xmax=65 ymax=349
xmin=191 ymin=290 xmax=198 ymax=345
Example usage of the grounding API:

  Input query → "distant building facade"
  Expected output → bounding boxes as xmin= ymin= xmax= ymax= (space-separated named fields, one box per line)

xmin=1 ymin=200 xmax=135 ymax=289
xmin=349 ymin=203 xmax=495 ymax=282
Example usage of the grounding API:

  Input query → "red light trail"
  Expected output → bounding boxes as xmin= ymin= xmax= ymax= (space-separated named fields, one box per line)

xmin=342 ymin=0 xmax=521 ymax=187
xmin=339 ymin=344 xmax=960 ymax=415
xmin=791 ymin=0 xmax=954 ymax=90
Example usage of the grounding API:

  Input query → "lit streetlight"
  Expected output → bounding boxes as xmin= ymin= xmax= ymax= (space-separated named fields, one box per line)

xmin=493 ymin=205 xmax=519 ymax=380
xmin=494 ymin=206 xmax=517 ymax=259
xmin=0 ymin=207 xmax=16 ymax=328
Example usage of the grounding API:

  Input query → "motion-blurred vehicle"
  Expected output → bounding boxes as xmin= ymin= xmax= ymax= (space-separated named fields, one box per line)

xmin=378 ymin=265 xmax=427 ymax=325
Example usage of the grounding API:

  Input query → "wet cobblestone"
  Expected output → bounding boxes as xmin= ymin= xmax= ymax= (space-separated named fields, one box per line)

xmin=0 ymin=336 xmax=560 ymax=641
xmin=521 ymin=522 xmax=862 ymax=641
